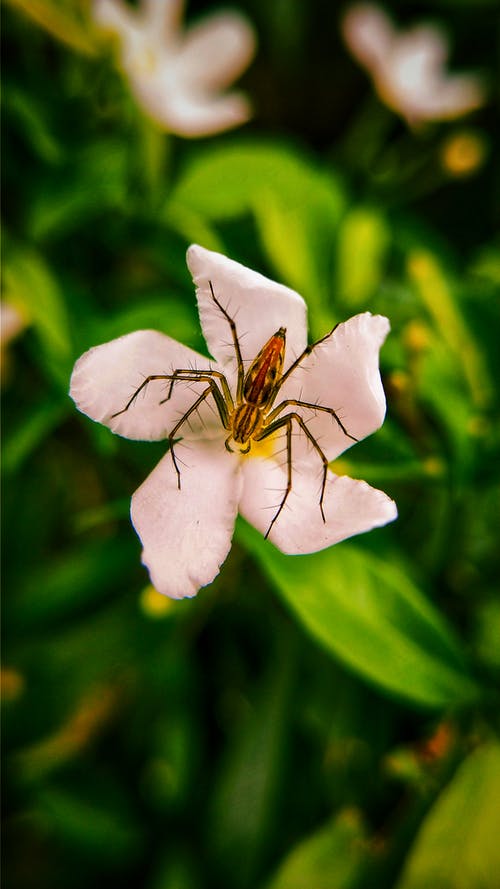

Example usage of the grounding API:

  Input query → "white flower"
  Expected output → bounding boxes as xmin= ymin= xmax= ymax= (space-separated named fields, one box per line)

xmin=70 ymin=245 xmax=397 ymax=599
xmin=1 ymin=301 xmax=26 ymax=348
xmin=93 ymin=0 xmax=256 ymax=137
xmin=342 ymin=3 xmax=485 ymax=126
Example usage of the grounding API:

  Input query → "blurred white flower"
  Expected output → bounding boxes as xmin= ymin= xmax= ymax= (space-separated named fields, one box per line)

xmin=70 ymin=245 xmax=397 ymax=599
xmin=342 ymin=3 xmax=485 ymax=126
xmin=1 ymin=301 xmax=26 ymax=348
xmin=93 ymin=0 xmax=256 ymax=137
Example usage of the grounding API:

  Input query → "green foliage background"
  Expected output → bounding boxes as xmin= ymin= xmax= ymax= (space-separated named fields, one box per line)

xmin=2 ymin=1 xmax=500 ymax=888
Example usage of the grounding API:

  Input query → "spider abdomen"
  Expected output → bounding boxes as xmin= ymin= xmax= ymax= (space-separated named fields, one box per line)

xmin=243 ymin=327 xmax=286 ymax=407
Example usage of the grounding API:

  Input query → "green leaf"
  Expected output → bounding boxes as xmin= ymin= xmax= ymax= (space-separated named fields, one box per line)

xmin=162 ymin=203 xmax=225 ymax=255
xmin=36 ymin=785 xmax=142 ymax=864
xmin=93 ymin=298 xmax=199 ymax=350
xmin=418 ymin=333 xmax=477 ymax=481
xmin=5 ymin=0 xmax=98 ymax=56
xmin=7 ymin=537 xmax=136 ymax=627
xmin=2 ymin=243 xmax=72 ymax=386
xmin=169 ymin=140 xmax=346 ymax=333
xmin=266 ymin=809 xmax=368 ymax=889
xmin=407 ymin=249 xmax=492 ymax=410
xmin=3 ymin=86 xmax=63 ymax=164
xmin=474 ymin=600 xmax=500 ymax=670
xmin=336 ymin=206 xmax=391 ymax=309
xmin=208 ymin=634 xmax=295 ymax=888
xmin=396 ymin=743 xmax=500 ymax=889
xmin=237 ymin=521 xmax=477 ymax=709
xmin=470 ymin=245 xmax=500 ymax=286
xmin=28 ymin=140 xmax=129 ymax=241
xmin=1 ymin=398 xmax=67 ymax=476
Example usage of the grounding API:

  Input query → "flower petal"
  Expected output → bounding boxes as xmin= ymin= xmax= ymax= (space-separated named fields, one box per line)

xmin=382 ymin=25 xmax=449 ymax=120
xmin=152 ymin=87 xmax=252 ymax=137
xmin=342 ymin=3 xmax=394 ymax=74
xmin=131 ymin=439 xmax=241 ymax=598
xmin=278 ymin=312 xmax=390 ymax=462
xmin=186 ymin=245 xmax=308 ymax=394
xmin=343 ymin=6 xmax=485 ymax=126
xmin=142 ymin=0 xmax=184 ymax=43
xmin=400 ymin=72 xmax=485 ymax=123
xmin=423 ymin=74 xmax=484 ymax=120
xmin=1 ymin=301 xmax=26 ymax=347
xmin=178 ymin=11 xmax=256 ymax=91
xmin=93 ymin=0 xmax=141 ymax=52
xmin=240 ymin=456 xmax=397 ymax=555
xmin=70 ymin=329 xmax=220 ymax=441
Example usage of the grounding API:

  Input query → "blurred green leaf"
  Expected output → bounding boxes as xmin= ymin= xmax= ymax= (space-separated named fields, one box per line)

xmin=93 ymin=298 xmax=199 ymax=350
xmin=3 ymin=86 xmax=63 ymax=164
xmin=5 ymin=0 xmax=97 ymax=56
xmin=470 ymin=245 xmax=500 ymax=286
xmin=266 ymin=809 xmax=368 ymax=889
xmin=169 ymin=140 xmax=346 ymax=332
xmin=238 ymin=522 xmax=477 ymax=709
xmin=209 ymin=634 xmax=294 ymax=888
xmin=3 ymin=243 xmax=72 ymax=386
xmin=162 ymin=204 xmax=224 ymax=254
xmin=336 ymin=206 xmax=391 ymax=309
xmin=148 ymin=852 xmax=200 ymax=889
xmin=418 ymin=333 xmax=477 ymax=481
xmin=2 ymin=398 xmax=67 ymax=476
xmin=407 ymin=250 xmax=492 ymax=410
xmin=473 ymin=600 xmax=500 ymax=670
xmin=36 ymin=784 xmax=142 ymax=864
xmin=28 ymin=140 xmax=129 ymax=241
xmin=7 ymin=537 xmax=136 ymax=627
xmin=396 ymin=742 xmax=500 ymax=889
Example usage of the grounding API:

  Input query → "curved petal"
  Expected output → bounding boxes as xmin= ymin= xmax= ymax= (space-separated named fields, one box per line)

xmin=393 ymin=25 xmax=449 ymax=75
xmin=179 ymin=12 xmax=256 ymax=91
xmin=1 ymin=301 xmax=26 ymax=346
xmin=410 ymin=74 xmax=485 ymax=122
xmin=93 ymin=0 xmax=141 ymax=52
xmin=142 ymin=0 xmax=184 ymax=43
xmin=131 ymin=440 xmax=241 ymax=598
xmin=240 ymin=456 xmax=397 ymax=555
xmin=186 ymin=245 xmax=308 ymax=394
xmin=70 ymin=329 xmax=223 ymax=441
xmin=382 ymin=26 xmax=448 ymax=117
xmin=277 ymin=312 xmax=390 ymax=462
xmin=342 ymin=3 xmax=394 ymax=74
xmin=151 ymin=86 xmax=252 ymax=137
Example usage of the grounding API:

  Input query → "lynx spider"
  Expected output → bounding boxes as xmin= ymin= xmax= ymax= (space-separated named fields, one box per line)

xmin=112 ymin=282 xmax=357 ymax=538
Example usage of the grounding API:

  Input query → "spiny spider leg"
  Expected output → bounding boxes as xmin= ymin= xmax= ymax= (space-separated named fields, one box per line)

xmin=167 ymin=382 xmax=231 ymax=489
xmin=266 ymin=398 xmax=358 ymax=442
xmin=273 ymin=323 xmax=340 ymax=399
xmin=159 ymin=375 xmax=231 ymax=435
xmin=256 ymin=412 xmax=330 ymax=538
xmin=208 ymin=280 xmax=245 ymax=402
xmin=158 ymin=368 xmax=234 ymax=412
xmin=111 ymin=374 xmax=177 ymax=418
xmin=110 ymin=371 xmax=231 ymax=420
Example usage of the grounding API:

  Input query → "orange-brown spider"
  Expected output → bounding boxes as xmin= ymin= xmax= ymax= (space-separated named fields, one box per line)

xmin=112 ymin=283 xmax=357 ymax=538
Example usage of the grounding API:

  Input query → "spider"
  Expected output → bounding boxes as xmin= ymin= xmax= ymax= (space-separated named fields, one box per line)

xmin=112 ymin=283 xmax=357 ymax=538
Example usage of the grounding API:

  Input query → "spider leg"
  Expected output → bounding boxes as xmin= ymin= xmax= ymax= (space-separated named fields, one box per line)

xmin=111 ymin=374 xmax=175 ymax=418
xmin=209 ymin=281 xmax=245 ymax=403
xmin=167 ymin=381 xmax=230 ymax=489
xmin=265 ymin=398 xmax=358 ymax=443
xmin=271 ymin=323 xmax=340 ymax=399
xmin=159 ymin=367 xmax=234 ymax=412
xmin=255 ymin=411 xmax=330 ymax=539
xmin=110 ymin=371 xmax=232 ymax=421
